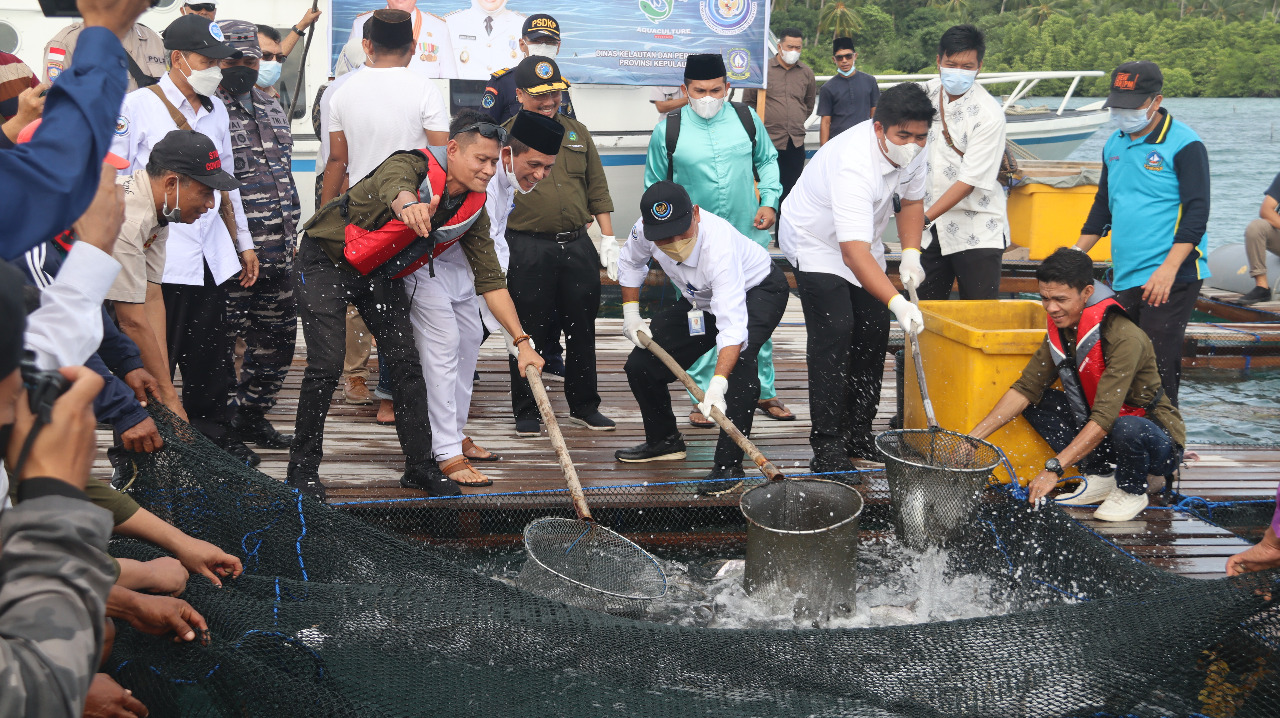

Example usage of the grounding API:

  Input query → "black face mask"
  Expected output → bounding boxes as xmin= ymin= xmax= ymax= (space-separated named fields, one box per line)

xmin=0 ymin=423 xmax=11 ymax=467
xmin=220 ymin=66 xmax=259 ymax=97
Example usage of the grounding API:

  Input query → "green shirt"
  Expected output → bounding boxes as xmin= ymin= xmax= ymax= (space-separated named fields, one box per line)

xmin=1011 ymin=312 xmax=1185 ymax=446
xmin=501 ymin=113 xmax=613 ymax=234
xmin=302 ymin=151 xmax=506 ymax=294
xmin=10 ymin=477 xmax=140 ymax=526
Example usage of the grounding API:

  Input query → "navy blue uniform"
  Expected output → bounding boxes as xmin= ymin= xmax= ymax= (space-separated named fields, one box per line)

xmin=481 ymin=66 xmax=574 ymax=123
xmin=0 ymin=28 xmax=127 ymax=260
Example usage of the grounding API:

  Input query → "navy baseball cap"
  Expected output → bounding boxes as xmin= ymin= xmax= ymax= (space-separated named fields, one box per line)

xmin=515 ymin=56 xmax=568 ymax=95
xmin=640 ymin=182 xmax=693 ymax=241
xmin=522 ymin=14 xmax=560 ymax=42
xmin=1104 ymin=61 xmax=1163 ymax=109
xmin=150 ymin=129 xmax=240 ymax=191
xmin=163 ymin=14 xmax=241 ymax=59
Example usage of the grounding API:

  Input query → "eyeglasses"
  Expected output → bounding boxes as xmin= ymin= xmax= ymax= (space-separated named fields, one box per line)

xmin=187 ymin=3 xmax=216 ymax=11
xmin=453 ymin=122 xmax=509 ymax=143
xmin=834 ymin=53 xmax=855 ymax=61
xmin=261 ymin=52 xmax=288 ymax=62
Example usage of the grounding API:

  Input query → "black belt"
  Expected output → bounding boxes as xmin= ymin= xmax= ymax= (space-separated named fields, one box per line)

xmin=510 ymin=227 xmax=587 ymax=243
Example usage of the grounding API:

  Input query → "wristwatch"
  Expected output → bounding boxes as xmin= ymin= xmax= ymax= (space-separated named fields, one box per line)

xmin=397 ymin=200 xmax=419 ymax=218
xmin=290 ymin=25 xmax=303 ymax=36
xmin=1044 ymin=457 xmax=1064 ymax=477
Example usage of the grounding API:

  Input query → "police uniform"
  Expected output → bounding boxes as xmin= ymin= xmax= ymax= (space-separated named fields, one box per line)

xmin=445 ymin=1 xmax=524 ymax=81
xmin=481 ymin=66 xmax=574 ymax=123
xmin=334 ymin=9 xmax=456 ymax=79
xmin=44 ymin=22 xmax=166 ymax=91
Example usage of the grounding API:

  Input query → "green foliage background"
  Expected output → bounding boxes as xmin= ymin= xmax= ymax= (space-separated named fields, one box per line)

xmin=769 ymin=0 xmax=1280 ymax=97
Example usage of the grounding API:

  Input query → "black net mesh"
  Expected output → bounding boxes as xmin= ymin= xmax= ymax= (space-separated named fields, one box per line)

xmin=105 ymin=407 xmax=1280 ymax=717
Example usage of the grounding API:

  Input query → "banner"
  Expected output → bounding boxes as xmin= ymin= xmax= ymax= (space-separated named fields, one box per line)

xmin=330 ymin=0 xmax=772 ymax=87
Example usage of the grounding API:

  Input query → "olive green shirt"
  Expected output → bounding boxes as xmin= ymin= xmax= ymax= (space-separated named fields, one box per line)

xmin=501 ymin=113 xmax=614 ymax=234
xmin=302 ymin=152 xmax=506 ymax=294
xmin=1011 ymin=312 xmax=1185 ymax=446
xmin=9 ymin=477 xmax=140 ymax=526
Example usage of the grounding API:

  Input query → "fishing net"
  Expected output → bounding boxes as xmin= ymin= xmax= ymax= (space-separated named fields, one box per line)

xmin=518 ymin=517 xmax=667 ymax=617
xmin=105 ymin=406 xmax=1280 ymax=717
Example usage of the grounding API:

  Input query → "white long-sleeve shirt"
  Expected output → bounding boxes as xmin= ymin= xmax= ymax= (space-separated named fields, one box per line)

xmin=618 ymin=210 xmax=771 ymax=353
xmin=484 ymin=163 xmax=515 ymax=272
xmin=111 ymin=72 xmax=251 ymax=286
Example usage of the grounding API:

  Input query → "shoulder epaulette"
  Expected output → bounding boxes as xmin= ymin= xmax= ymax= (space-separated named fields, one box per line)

xmin=490 ymin=67 xmax=511 ymax=79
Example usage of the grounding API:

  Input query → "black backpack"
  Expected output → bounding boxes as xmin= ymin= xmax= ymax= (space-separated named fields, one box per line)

xmin=664 ymin=102 xmax=759 ymax=182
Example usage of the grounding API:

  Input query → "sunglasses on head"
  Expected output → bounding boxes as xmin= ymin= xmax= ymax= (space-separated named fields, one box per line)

xmin=835 ymin=53 xmax=854 ymax=61
xmin=261 ymin=51 xmax=287 ymax=62
xmin=454 ymin=122 xmax=509 ymax=143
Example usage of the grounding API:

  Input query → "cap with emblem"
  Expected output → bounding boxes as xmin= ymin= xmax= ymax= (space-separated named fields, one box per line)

xmin=509 ymin=110 xmax=564 ymax=156
xmin=215 ymin=19 xmax=261 ymax=59
xmin=1103 ymin=61 xmax=1163 ymax=109
xmin=684 ymin=53 xmax=726 ymax=82
xmin=365 ymin=8 xmax=413 ymax=48
xmin=522 ymin=14 xmax=561 ymax=42
xmin=163 ymin=13 xmax=241 ymax=58
xmin=149 ymin=129 xmax=241 ymax=190
xmin=515 ymin=55 xmax=568 ymax=95
xmin=640 ymin=181 xmax=694 ymax=241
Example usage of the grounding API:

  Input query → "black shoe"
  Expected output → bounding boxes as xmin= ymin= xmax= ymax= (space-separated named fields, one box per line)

xmin=231 ymin=410 xmax=294 ymax=449
xmin=400 ymin=462 xmax=462 ymax=497
xmin=848 ymin=434 xmax=884 ymax=463
xmin=568 ymin=411 xmax=615 ymax=431
xmin=616 ymin=434 xmax=686 ymax=463
xmin=515 ymin=418 xmax=541 ymax=437
xmin=1238 ymin=285 xmax=1273 ymax=305
xmin=809 ymin=445 xmax=851 ymax=475
xmin=107 ymin=446 xmax=137 ymax=490
xmin=698 ymin=464 xmax=746 ymax=495
xmin=220 ymin=438 xmax=261 ymax=467
xmin=288 ymin=472 xmax=327 ymax=501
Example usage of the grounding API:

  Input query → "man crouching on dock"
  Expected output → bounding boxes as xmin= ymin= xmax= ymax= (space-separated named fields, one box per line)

xmin=966 ymin=247 xmax=1186 ymax=522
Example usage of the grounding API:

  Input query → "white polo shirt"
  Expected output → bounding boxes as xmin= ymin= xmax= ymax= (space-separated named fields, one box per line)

xmin=328 ymin=65 xmax=450 ymax=182
xmin=111 ymin=73 xmax=252 ymax=286
xmin=619 ymin=209 xmax=772 ymax=353
xmin=484 ymin=161 xmax=515 ymax=271
xmin=318 ymin=65 xmax=361 ymax=175
xmin=778 ymin=119 xmax=926 ymax=286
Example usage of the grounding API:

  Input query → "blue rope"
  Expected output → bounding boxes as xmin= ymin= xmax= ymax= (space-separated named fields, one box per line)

xmin=295 ymin=493 xmax=309 ymax=582
xmin=978 ymin=518 xmax=1090 ymax=601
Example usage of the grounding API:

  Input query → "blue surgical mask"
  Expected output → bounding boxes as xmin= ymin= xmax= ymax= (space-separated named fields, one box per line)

xmin=256 ymin=60 xmax=282 ymax=88
xmin=1111 ymin=106 xmax=1152 ymax=135
xmin=939 ymin=67 xmax=978 ymax=96
xmin=837 ymin=65 xmax=855 ymax=77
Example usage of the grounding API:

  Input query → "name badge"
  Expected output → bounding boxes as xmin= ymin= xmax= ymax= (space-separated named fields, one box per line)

xmin=688 ymin=309 xmax=706 ymax=336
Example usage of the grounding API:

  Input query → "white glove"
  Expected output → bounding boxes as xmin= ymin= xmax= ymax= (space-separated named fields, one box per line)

xmin=899 ymin=247 xmax=925 ymax=292
xmin=697 ymin=375 xmax=729 ymax=420
xmin=888 ymin=294 xmax=925 ymax=336
xmin=503 ymin=331 xmax=536 ymax=359
xmin=622 ymin=301 xmax=648 ymax=347
xmin=599 ymin=235 xmax=621 ymax=282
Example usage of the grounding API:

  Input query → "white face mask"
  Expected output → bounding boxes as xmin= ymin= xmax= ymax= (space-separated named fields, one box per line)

xmin=1111 ymin=106 xmax=1152 ymax=134
xmin=881 ymin=134 xmax=922 ymax=167
xmin=504 ymin=150 xmax=535 ymax=195
xmin=780 ymin=49 xmax=801 ymax=66
xmin=526 ymin=43 xmax=559 ymax=58
xmin=689 ymin=95 xmax=724 ymax=120
xmin=161 ymin=180 xmax=181 ymax=224
xmin=180 ymin=53 xmax=223 ymax=97
xmin=939 ymin=67 xmax=978 ymax=96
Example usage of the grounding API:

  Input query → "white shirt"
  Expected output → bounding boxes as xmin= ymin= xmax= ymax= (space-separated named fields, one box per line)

xmin=328 ymin=66 xmax=450 ymax=182
xmin=23 ymin=242 xmax=120 ymax=371
xmin=484 ymin=161 xmax=516 ymax=271
xmin=318 ymin=65 xmax=361 ymax=177
xmin=334 ymin=9 xmax=456 ymax=80
xmin=111 ymin=73 xmax=252 ymax=286
xmin=444 ymin=2 xmax=525 ymax=81
xmin=921 ymin=78 xmax=1009 ymax=255
xmin=778 ymin=120 xmax=927 ymax=286
xmin=649 ymin=86 xmax=684 ymax=116
xmin=618 ymin=210 xmax=771 ymax=353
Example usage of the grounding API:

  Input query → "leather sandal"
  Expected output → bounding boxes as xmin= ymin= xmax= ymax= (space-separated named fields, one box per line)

xmin=757 ymin=398 xmax=795 ymax=421
xmin=688 ymin=411 xmax=715 ymax=428
xmin=462 ymin=436 xmax=500 ymax=462
xmin=439 ymin=456 xmax=493 ymax=487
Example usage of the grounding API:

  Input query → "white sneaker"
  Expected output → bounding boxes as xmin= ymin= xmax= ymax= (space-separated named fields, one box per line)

xmin=1053 ymin=473 xmax=1116 ymax=506
xmin=1093 ymin=487 xmax=1149 ymax=522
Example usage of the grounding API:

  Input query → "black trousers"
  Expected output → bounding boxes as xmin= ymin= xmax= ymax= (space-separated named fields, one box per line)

xmin=1115 ymin=279 xmax=1201 ymax=405
xmin=625 ymin=266 xmax=789 ymax=467
xmin=777 ymin=139 xmax=806 ymax=207
xmin=795 ymin=270 xmax=889 ymax=455
xmin=506 ymin=230 xmax=602 ymax=421
xmin=916 ymin=228 xmax=1005 ymax=300
xmin=162 ymin=262 xmax=235 ymax=443
xmin=290 ymin=238 xmax=435 ymax=477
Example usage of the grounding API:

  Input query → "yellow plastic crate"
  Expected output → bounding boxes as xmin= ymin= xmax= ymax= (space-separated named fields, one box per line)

xmin=1008 ymin=183 xmax=1111 ymax=261
xmin=903 ymin=300 xmax=1071 ymax=485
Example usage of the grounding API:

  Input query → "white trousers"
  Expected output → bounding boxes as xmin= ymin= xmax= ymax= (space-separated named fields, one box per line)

xmin=403 ymin=254 xmax=483 ymax=461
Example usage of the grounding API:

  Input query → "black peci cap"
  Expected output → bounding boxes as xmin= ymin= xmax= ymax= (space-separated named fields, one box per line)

xmin=522 ymin=14 xmax=561 ymax=42
xmin=832 ymin=37 xmax=855 ymax=54
xmin=510 ymin=110 xmax=564 ymax=156
xmin=515 ymin=55 xmax=568 ymax=95
xmin=684 ymin=53 xmax=726 ymax=82
xmin=366 ymin=8 xmax=414 ymax=47
xmin=640 ymin=181 xmax=694 ymax=241
xmin=1104 ymin=61 xmax=1163 ymax=109
xmin=162 ymin=14 xmax=241 ymax=59
xmin=150 ymin=129 xmax=240 ymax=190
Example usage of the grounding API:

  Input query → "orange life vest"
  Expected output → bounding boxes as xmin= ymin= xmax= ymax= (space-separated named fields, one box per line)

xmin=1045 ymin=281 xmax=1149 ymax=423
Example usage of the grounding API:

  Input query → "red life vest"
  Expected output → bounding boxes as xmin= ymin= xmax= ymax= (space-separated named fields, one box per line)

xmin=342 ymin=148 xmax=486 ymax=279
xmin=1045 ymin=282 xmax=1148 ymax=423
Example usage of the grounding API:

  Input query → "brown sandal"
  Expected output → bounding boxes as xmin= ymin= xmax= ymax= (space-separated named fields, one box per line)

xmin=462 ymin=436 xmax=500 ymax=462
xmin=688 ymin=411 xmax=715 ymax=428
xmin=757 ymin=398 xmax=795 ymax=421
xmin=439 ymin=456 xmax=493 ymax=486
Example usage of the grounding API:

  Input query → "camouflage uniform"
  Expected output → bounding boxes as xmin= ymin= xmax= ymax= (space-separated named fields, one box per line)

xmin=218 ymin=85 xmax=300 ymax=413
xmin=311 ymin=82 xmax=327 ymax=209
xmin=0 ymin=484 xmax=115 ymax=717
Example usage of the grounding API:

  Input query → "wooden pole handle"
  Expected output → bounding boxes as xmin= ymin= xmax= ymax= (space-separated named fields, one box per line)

xmin=638 ymin=331 xmax=785 ymax=481
xmin=526 ymin=365 xmax=593 ymax=521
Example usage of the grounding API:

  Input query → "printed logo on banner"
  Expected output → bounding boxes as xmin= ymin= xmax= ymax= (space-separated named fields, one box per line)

xmin=639 ymin=0 xmax=674 ymax=24
xmin=726 ymin=48 xmax=751 ymax=80
xmin=700 ymin=0 xmax=757 ymax=36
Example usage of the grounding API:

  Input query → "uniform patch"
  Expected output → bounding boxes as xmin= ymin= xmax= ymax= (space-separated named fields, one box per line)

xmin=1143 ymin=150 xmax=1164 ymax=171
xmin=115 ymin=115 xmax=129 ymax=136
xmin=46 ymin=63 xmax=63 ymax=80
xmin=535 ymin=61 xmax=553 ymax=79
xmin=481 ymin=94 xmax=495 ymax=108
xmin=208 ymin=22 xmax=225 ymax=41
xmin=651 ymin=201 xmax=672 ymax=219
xmin=567 ymin=131 xmax=578 ymax=141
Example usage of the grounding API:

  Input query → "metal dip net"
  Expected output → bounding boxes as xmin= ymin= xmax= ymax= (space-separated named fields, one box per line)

xmin=518 ymin=517 xmax=667 ymax=617
xmin=876 ymin=428 xmax=1002 ymax=549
